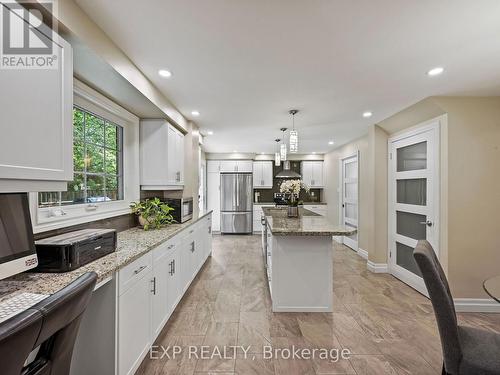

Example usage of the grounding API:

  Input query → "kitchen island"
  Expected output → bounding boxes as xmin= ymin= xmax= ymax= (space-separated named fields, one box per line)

xmin=262 ymin=207 xmax=355 ymax=312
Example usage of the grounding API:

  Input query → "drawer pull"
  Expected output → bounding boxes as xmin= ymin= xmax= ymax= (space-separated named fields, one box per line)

xmin=134 ymin=265 xmax=147 ymax=275
xmin=190 ymin=241 xmax=195 ymax=252
xmin=151 ymin=277 xmax=156 ymax=295
xmin=167 ymin=244 xmax=174 ymax=249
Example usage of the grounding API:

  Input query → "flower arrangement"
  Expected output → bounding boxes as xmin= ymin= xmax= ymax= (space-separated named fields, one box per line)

xmin=279 ymin=179 xmax=310 ymax=207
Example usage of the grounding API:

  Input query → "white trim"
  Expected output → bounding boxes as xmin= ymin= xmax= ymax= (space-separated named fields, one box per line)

xmin=367 ymin=260 xmax=388 ymax=273
xmin=357 ymin=248 xmax=368 ymax=259
xmin=30 ymin=79 xmax=140 ymax=233
xmin=454 ymin=298 xmax=500 ymax=313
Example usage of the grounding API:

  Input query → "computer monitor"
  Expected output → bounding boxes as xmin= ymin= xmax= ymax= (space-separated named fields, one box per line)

xmin=0 ymin=193 xmax=38 ymax=280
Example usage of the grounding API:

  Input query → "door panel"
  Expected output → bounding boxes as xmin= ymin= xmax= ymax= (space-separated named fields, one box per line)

xmin=220 ymin=174 xmax=237 ymax=211
xmin=389 ymin=122 xmax=440 ymax=295
xmin=236 ymin=174 xmax=252 ymax=211
xmin=221 ymin=212 xmax=252 ymax=233
xmin=341 ymin=155 xmax=358 ymax=250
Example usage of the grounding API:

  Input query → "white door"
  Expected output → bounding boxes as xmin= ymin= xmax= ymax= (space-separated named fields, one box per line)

xmin=341 ymin=155 xmax=358 ymax=251
xmin=388 ymin=122 xmax=439 ymax=295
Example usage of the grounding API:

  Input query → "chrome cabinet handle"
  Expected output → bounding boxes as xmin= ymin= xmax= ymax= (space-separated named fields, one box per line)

xmin=208 ymin=226 xmax=212 ymax=234
xmin=173 ymin=259 xmax=175 ymax=274
xmin=169 ymin=261 xmax=173 ymax=276
xmin=419 ymin=220 xmax=433 ymax=227
xmin=191 ymin=241 xmax=195 ymax=252
xmin=134 ymin=265 xmax=147 ymax=274
xmin=167 ymin=244 xmax=174 ymax=249
xmin=151 ymin=277 xmax=156 ymax=295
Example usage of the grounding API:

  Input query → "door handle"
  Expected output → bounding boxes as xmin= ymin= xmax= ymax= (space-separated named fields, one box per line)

xmin=419 ymin=220 xmax=433 ymax=227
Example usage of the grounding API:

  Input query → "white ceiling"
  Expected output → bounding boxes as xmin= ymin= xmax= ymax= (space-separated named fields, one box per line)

xmin=76 ymin=0 xmax=500 ymax=153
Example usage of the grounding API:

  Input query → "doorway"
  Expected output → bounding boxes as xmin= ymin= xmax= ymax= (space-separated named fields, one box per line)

xmin=388 ymin=121 xmax=440 ymax=295
xmin=340 ymin=153 xmax=359 ymax=251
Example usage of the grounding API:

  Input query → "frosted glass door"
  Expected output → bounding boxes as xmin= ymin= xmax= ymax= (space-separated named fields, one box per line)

xmin=389 ymin=123 xmax=439 ymax=295
xmin=341 ymin=155 xmax=358 ymax=251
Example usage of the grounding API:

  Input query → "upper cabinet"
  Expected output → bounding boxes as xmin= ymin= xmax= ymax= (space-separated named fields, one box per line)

xmin=0 ymin=4 xmax=73 ymax=193
xmin=219 ymin=160 xmax=253 ymax=173
xmin=253 ymin=161 xmax=273 ymax=189
xmin=140 ymin=120 xmax=185 ymax=190
xmin=301 ymin=161 xmax=324 ymax=188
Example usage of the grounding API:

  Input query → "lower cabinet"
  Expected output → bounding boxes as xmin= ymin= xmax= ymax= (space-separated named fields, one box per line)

xmin=117 ymin=256 xmax=153 ymax=375
xmin=117 ymin=213 xmax=213 ymax=375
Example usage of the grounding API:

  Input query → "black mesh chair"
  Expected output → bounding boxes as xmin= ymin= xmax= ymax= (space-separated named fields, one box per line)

xmin=413 ymin=240 xmax=500 ymax=375
xmin=0 ymin=272 xmax=97 ymax=375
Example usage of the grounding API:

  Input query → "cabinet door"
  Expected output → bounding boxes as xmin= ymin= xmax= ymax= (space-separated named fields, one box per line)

xmin=140 ymin=120 xmax=169 ymax=186
xmin=252 ymin=162 xmax=263 ymax=187
xmin=301 ymin=162 xmax=313 ymax=186
xmin=219 ymin=160 xmax=237 ymax=172
xmin=237 ymin=160 xmax=253 ymax=172
xmin=207 ymin=172 xmax=220 ymax=231
xmin=0 ymin=6 xmax=73 ymax=187
xmin=118 ymin=270 xmax=152 ymax=375
xmin=312 ymin=162 xmax=324 ymax=187
xmin=151 ymin=253 xmax=170 ymax=340
xmin=262 ymin=162 xmax=273 ymax=188
xmin=206 ymin=216 xmax=213 ymax=258
xmin=167 ymin=248 xmax=181 ymax=313
xmin=176 ymin=130 xmax=185 ymax=184
xmin=167 ymin=125 xmax=178 ymax=184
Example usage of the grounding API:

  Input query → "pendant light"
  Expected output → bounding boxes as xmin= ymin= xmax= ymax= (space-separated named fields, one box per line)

xmin=274 ymin=139 xmax=281 ymax=166
xmin=280 ymin=127 xmax=287 ymax=161
xmin=289 ymin=109 xmax=299 ymax=153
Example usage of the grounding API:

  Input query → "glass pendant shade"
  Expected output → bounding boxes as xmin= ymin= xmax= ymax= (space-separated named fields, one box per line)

xmin=289 ymin=130 xmax=298 ymax=153
xmin=275 ymin=152 xmax=281 ymax=166
xmin=280 ymin=143 xmax=287 ymax=161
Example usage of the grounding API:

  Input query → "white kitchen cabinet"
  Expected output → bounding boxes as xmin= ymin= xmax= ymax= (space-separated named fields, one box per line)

xmin=140 ymin=119 xmax=185 ymax=190
xmin=0 ymin=4 xmax=73 ymax=193
xmin=151 ymin=239 xmax=181 ymax=340
xmin=301 ymin=161 xmax=324 ymax=188
xmin=207 ymin=160 xmax=220 ymax=173
xmin=253 ymin=161 xmax=273 ymax=188
xmin=219 ymin=160 xmax=253 ymax=173
xmin=253 ymin=204 xmax=274 ymax=232
xmin=207 ymin=172 xmax=220 ymax=231
xmin=118 ymin=256 xmax=153 ymax=375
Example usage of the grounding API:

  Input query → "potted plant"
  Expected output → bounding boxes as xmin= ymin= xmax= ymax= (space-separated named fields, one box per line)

xmin=130 ymin=198 xmax=175 ymax=230
xmin=279 ymin=179 xmax=310 ymax=217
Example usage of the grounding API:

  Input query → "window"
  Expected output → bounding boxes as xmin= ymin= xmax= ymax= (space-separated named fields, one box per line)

xmin=38 ymin=107 xmax=123 ymax=208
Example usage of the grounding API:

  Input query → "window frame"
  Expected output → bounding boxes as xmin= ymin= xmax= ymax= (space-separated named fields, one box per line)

xmin=30 ymin=80 xmax=140 ymax=234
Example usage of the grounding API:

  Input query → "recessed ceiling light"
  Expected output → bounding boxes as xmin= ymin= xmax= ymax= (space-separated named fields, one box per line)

xmin=261 ymin=152 xmax=265 ymax=154
xmin=233 ymin=150 xmax=238 ymax=153
xmin=328 ymin=141 xmax=334 ymax=145
xmin=363 ymin=111 xmax=373 ymax=118
xmin=207 ymin=130 xmax=213 ymax=135
xmin=158 ymin=69 xmax=172 ymax=78
xmin=427 ymin=67 xmax=444 ymax=76
xmin=312 ymin=152 xmax=317 ymax=154
xmin=191 ymin=111 xmax=200 ymax=117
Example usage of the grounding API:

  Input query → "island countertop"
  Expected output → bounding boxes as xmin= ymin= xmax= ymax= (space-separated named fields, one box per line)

xmin=263 ymin=207 xmax=356 ymax=236
xmin=0 ymin=210 xmax=213 ymax=300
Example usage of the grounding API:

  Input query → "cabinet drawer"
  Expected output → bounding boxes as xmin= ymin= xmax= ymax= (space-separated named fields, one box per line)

xmin=118 ymin=252 xmax=153 ymax=295
xmin=152 ymin=238 xmax=179 ymax=262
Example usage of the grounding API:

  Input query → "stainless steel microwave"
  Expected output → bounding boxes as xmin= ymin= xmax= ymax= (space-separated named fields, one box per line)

xmin=164 ymin=197 xmax=193 ymax=223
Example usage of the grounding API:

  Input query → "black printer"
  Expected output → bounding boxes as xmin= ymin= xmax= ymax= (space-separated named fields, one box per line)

xmin=34 ymin=229 xmax=117 ymax=272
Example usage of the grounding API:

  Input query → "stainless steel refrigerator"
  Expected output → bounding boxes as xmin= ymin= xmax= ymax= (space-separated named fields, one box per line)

xmin=220 ymin=173 xmax=253 ymax=234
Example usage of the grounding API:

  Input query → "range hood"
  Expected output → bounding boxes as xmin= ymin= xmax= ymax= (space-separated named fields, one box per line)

xmin=275 ymin=161 xmax=301 ymax=178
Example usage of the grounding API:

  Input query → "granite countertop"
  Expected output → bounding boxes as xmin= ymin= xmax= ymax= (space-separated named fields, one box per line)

xmin=0 ymin=210 xmax=213 ymax=300
xmin=263 ymin=207 xmax=356 ymax=236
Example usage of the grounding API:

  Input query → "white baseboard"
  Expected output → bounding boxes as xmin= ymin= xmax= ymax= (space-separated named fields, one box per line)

xmin=367 ymin=260 xmax=388 ymax=273
xmin=454 ymin=298 xmax=500 ymax=313
xmin=357 ymin=248 xmax=368 ymax=259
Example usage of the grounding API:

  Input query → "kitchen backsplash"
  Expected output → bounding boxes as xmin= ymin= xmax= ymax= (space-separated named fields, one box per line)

xmin=254 ymin=162 xmax=323 ymax=203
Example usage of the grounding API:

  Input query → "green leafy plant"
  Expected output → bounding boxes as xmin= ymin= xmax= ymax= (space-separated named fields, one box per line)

xmin=130 ymin=198 xmax=176 ymax=230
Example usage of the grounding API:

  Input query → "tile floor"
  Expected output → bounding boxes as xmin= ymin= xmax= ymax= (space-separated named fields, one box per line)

xmin=138 ymin=234 xmax=500 ymax=375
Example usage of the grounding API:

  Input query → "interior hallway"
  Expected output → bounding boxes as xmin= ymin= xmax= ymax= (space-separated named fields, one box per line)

xmin=138 ymin=235 xmax=500 ymax=375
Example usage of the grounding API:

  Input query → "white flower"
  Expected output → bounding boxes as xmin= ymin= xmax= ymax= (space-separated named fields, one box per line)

xmin=280 ymin=179 xmax=309 ymax=198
